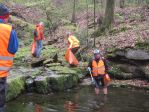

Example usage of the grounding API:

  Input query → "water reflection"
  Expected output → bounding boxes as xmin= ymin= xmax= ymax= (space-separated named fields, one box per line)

xmin=34 ymin=104 xmax=42 ymax=112
xmin=6 ymin=87 xmax=149 ymax=112
xmin=64 ymin=101 xmax=78 ymax=112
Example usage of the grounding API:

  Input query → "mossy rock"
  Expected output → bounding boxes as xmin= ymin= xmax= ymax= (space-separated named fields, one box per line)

xmin=45 ymin=63 xmax=61 ymax=67
xmin=49 ymin=74 xmax=79 ymax=91
xmin=7 ymin=76 xmax=25 ymax=101
xmin=109 ymin=65 xmax=134 ymax=80
xmin=43 ymin=59 xmax=54 ymax=65
xmin=34 ymin=76 xmax=50 ymax=94
xmin=14 ymin=47 xmax=30 ymax=67
xmin=48 ymin=66 xmax=78 ymax=75
xmin=42 ymin=45 xmax=59 ymax=59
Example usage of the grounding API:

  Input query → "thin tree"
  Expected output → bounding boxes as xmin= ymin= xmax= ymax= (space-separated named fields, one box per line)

xmin=102 ymin=0 xmax=115 ymax=30
xmin=120 ymin=0 xmax=125 ymax=8
xmin=86 ymin=0 xmax=89 ymax=45
xmin=93 ymin=0 xmax=96 ymax=47
xmin=72 ymin=0 xmax=76 ymax=23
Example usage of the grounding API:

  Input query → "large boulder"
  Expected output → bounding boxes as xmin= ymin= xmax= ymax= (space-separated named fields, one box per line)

xmin=114 ymin=49 xmax=149 ymax=61
xmin=7 ymin=76 xmax=25 ymax=101
xmin=108 ymin=64 xmax=144 ymax=79
xmin=34 ymin=76 xmax=50 ymax=94
xmin=49 ymin=74 xmax=79 ymax=91
xmin=126 ymin=49 xmax=149 ymax=60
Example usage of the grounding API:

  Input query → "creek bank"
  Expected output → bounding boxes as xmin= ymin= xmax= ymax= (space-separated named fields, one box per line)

xmin=7 ymin=65 xmax=84 ymax=101
xmin=80 ymin=77 xmax=149 ymax=90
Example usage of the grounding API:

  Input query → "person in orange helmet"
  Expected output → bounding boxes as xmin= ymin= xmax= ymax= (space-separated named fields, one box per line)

xmin=0 ymin=4 xmax=19 ymax=112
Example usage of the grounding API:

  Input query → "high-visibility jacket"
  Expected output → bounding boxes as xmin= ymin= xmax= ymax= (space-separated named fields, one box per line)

xmin=92 ymin=60 xmax=105 ymax=76
xmin=68 ymin=35 xmax=80 ymax=48
xmin=0 ymin=23 xmax=14 ymax=77
xmin=34 ymin=25 xmax=44 ymax=41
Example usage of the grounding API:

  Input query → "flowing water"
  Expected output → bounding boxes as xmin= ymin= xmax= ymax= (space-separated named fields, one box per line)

xmin=6 ymin=87 xmax=149 ymax=112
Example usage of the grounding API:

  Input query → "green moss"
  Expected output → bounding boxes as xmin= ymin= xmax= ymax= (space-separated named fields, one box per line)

xmin=45 ymin=63 xmax=61 ymax=67
xmin=49 ymin=74 xmax=79 ymax=91
xmin=35 ymin=77 xmax=50 ymax=94
xmin=7 ymin=76 xmax=25 ymax=101
xmin=49 ymin=75 xmax=65 ymax=91
xmin=14 ymin=47 xmax=30 ymax=67
xmin=48 ymin=66 xmax=77 ymax=75
xmin=108 ymin=65 xmax=123 ymax=79
xmin=115 ymin=13 xmax=125 ymax=22
xmin=42 ymin=45 xmax=59 ymax=58
xmin=135 ymin=42 xmax=149 ymax=50
xmin=11 ymin=16 xmax=35 ymax=46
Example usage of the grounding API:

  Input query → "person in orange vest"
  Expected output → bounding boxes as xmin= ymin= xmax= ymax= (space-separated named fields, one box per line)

xmin=34 ymin=22 xmax=45 ymax=58
xmin=88 ymin=49 xmax=109 ymax=95
xmin=0 ymin=4 xmax=18 ymax=112
xmin=67 ymin=32 xmax=80 ymax=56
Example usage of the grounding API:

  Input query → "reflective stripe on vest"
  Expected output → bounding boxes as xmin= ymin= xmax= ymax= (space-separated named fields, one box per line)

xmin=0 ymin=66 xmax=11 ymax=71
xmin=0 ymin=23 xmax=14 ymax=77
xmin=69 ymin=36 xmax=80 ymax=48
xmin=0 ymin=56 xmax=14 ymax=61
xmin=92 ymin=60 xmax=105 ymax=76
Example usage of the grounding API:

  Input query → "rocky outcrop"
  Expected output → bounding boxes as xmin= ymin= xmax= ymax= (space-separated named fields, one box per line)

xmin=126 ymin=49 xmax=149 ymax=60
xmin=113 ymin=48 xmax=149 ymax=61
xmin=6 ymin=65 xmax=82 ymax=101
xmin=107 ymin=48 xmax=149 ymax=80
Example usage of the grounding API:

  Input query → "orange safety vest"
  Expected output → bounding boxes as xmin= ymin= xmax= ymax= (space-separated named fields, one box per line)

xmin=34 ymin=25 xmax=44 ymax=41
xmin=68 ymin=36 xmax=80 ymax=48
xmin=92 ymin=60 xmax=105 ymax=76
xmin=0 ymin=23 xmax=14 ymax=78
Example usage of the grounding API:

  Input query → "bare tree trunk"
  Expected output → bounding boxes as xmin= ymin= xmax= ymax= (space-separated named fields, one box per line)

xmin=102 ymin=0 xmax=115 ymax=30
xmin=86 ymin=0 xmax=89 ymax=45
xmin=93 ymin=0 xmax=96 ymax=47
xmin=120 ymin=0 xmax=125 ymax=8
xmin=71 ymin=0 xmax=76 ymax=23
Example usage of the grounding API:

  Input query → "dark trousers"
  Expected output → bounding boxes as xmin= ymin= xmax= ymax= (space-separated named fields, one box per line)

xmin=71 ymin=47 xmax=81 ymax=61
xmin=0 ymin=77 xmax=6 ymax=111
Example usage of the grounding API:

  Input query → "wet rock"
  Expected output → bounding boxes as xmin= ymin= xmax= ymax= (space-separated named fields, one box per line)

xmin=25 ymin=78 xmax=35 ymax=92
xmin=49 ymin=74 xmax=79 ymax=91
xmin=31 ymin=58 xmax=45 ymax=67
xmin=7 ymin=76 xmax=25 ymax=101
xmin=34 ymin=76 xmax=50 ymax=94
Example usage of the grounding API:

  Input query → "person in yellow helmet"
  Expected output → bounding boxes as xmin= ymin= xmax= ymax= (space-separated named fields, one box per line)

xmin=67 ymin=32 xmax=80 ymax=55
